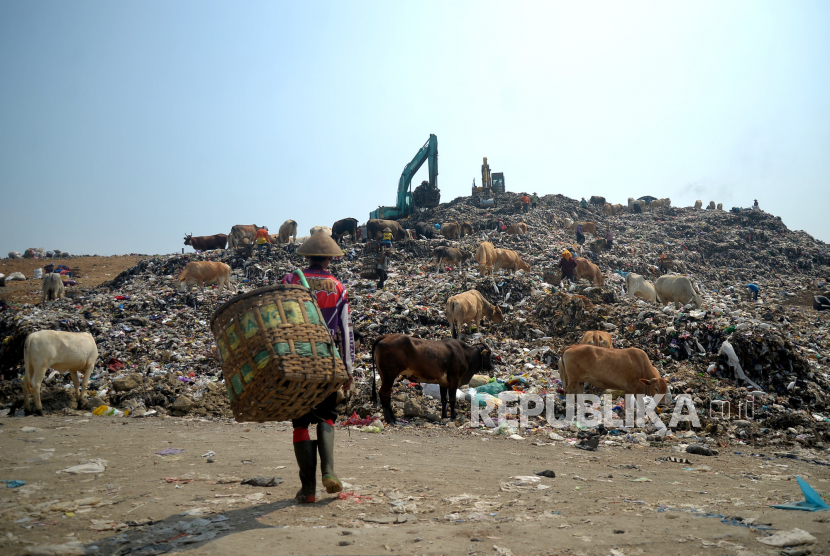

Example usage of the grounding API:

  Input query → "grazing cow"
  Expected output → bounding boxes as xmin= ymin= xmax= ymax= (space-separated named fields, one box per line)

xmin=228 ymin=225 xmax=263 ymax=248
xmin=625 ymin=272 xmax=657 ymax=302
xmin=707 ymin=201 xmax=715 ymax=210
xmin=654 ymin=275 xmax=703 ymax=309
xmin=434 ymin=246 xmax=471 ymax=272
xmin=563 ymin=218 xmax=597 ymax=236
xmin=694 ymin=200 xmax=702 ymax=210
xmin=647 ymin=198 xmax=671 ymax=210
xmin=331 ymin=218 xmax=359 ymax=243
xmin=42 ymin=273 xmax=65 ymax=303
xmin=579 ymin=330 xmax=613 ymax=348
xmin=371 ymin=334 xmax=494 ymax=423
xmin=23 ymin=331 xmax=98 ymax=415
xmin=414 ymin=222 xmax=435 ymax=239
xmin=717 ymin=203 xmax=723 ymax=210
xmin=602 ymin=203 xmax=612 ymax=216
xmin=574 ymin=257 xmax=604 ymax=286
xmin=475 ymin=242 xmax=496 ymax=275
xmin=440 ymin=222 xmax=462 ymax=239
xmin=367 ymin=219 xmax=407 ymax=241
xmin=184 ymin=233 xmax=228 ymax=251
xmin=493 ymin=249 xmax=530 ymax=274
xmin=446 ymin=290 xmax=504 ymax=339
xmin=589 ymin=195 xmax=606 ymax=207
xmin=611 ymin=203 xmax=624 ymax=215
xmin=558 ymin=344 xmax=671 ymax=403
xmin=278 ymin=220 xmax=298 ymax=244
xmin=176 ymin=261 xmax=234 ymax=295
xmin=460 ymin=222 xmax=474 ymax=237
xmin=310 ymin=225 xmax=332 ymax=237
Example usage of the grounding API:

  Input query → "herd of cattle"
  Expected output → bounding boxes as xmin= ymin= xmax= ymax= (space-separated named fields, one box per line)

xmin=22 ymin=202 xmax=710 ymax=419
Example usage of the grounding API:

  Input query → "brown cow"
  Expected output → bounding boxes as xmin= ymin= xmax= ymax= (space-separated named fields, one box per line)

xmin=558 ymin=344 xmax=671 ymax=403
xmin=493 ymin=249 xmax=530 ymax=273
xmin=446 ymin=290 xmax=504 ymax=339
xmin=367 ymin=219 xmax=407 ymax=241
xmin=506 ymin=222 xmax=528 ymax=235
xmin=440 ymin=222 xmax=461 ymax=239
xmin=331 ymin=218 xmax=358 ymax=243
xmin=460 ymin=222 xmax=474 ymax=237
xmin=475 ymin=242 xmax=496 ymax=275
xmin=579 ymin=330 xmax=613 ymax=348
xmin=184 ymin=233 xmax=228 ymax=251
xmin=228 ymin=224 xmax=263 ymax=248
xmin=371 ymin=334 xmax=494 ymax=423
xmin=574 ymin=257 xmax=604 ymax=286
xmin=176 ymin=261 xmax=234 ymax=295
xmin=434 ymin=246 xmax=471 ymax=272
xmin=563 ymin=218 xmax=597 ymax=236
xmin=602 ymin=203 xmax=612 ymax=216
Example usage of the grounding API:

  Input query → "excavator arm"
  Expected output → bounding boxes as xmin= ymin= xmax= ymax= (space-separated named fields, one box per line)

xmin=371 ymin=134 xmax=438 ymax=220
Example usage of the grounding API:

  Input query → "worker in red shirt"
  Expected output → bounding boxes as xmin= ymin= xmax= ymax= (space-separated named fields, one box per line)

xmin=254 ymin=226 xmax=271 ymax=258
xmin=521 ymin=194 xmax=530 ymax=213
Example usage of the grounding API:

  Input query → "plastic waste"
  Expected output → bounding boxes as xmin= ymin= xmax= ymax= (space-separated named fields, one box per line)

xmin=770 ymin=476 xmax=830 ymax=511
xmin=92 ymin=405 xmax=125 ymax=417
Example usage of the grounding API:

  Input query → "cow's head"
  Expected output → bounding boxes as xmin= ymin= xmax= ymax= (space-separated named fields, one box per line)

xmin=478 ymin=343 xmax=494 ymax=371
xmin=184 ymin=234 xmax=192 ymax=246
xmin=490 ymin=305 xmax=504 ymax=323
xmin=639 ymin=377 xmax=672 ymax=406
xmin=518 ymin=259 xmax=531 ymax=272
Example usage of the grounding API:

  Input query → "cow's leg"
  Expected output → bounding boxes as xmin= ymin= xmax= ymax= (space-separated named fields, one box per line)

xmin=379 ymin=378 xmax=397 ymax=424
xmin=81 ymin=363 xmax=92 ymax=403
xmin=22 ymin=365 xmax=32 ymax=414
xmin=440 ymin=386 xmax=448 ymax=419
xmin=69 ymin=370 xmax=81 ymax=404
xmin=32 ymin=372 xmax=44 ymax=416
xmin=447 ymin=382 xmax=458 ymax=420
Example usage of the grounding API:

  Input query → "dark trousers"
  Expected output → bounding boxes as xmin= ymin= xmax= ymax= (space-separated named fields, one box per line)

xmin=522 ymin=204 xmax=529 ymax=213
xmin=292 ymin=391 xmax=338 ymax=429
xmin=752 ymin=290 xmax=758 ymax=301
xmin=531 ymin=203 xmax=537 ymax=209
xmin=376 ymin=269 xmax=388 ymax=289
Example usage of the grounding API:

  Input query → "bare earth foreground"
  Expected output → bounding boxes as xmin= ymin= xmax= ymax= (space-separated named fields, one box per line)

xmin=1 ymin=415 xmax=828 ymax=556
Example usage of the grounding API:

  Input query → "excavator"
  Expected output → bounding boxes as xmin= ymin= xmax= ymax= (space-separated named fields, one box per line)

xmin=472 ymin=157 xmax=505 ymax=206
xmin=370 ymin=134 xmax=438 ymax=220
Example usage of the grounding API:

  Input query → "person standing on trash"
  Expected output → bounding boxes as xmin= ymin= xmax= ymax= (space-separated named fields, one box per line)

xmin=658 ymin=252 xmax=668 ymax=274
xmin=380 ymin=227 xmax=393 ymax=250
xmin=530 ymin=192 xmax=539 ymax=209
xmin=580 ymin=197 xmax=588 ymax=209
xmin=747 ymin=283 xmax=760 ymax=301
xmin=282 ymin=231 xmax=355 ymax=504
xmin=376 ymin=246 xmax=390 ymax=290
xmin=753 ymin=199 xmax=760 ymax=210
xmin=576 ymin=224 xmax=585 ymax=245
xmin=559 ymin=249 xmax=577 ymax=285
xmin=605 ymin=229 xmax=614 ymax=250
xmin=521 ymin=193 xmax=530 ymax=213
xmin=254 ymin=226 xmax=271 ymax=257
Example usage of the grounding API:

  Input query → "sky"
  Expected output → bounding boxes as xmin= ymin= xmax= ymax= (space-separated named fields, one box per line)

xmin=1 ymin=1 xmax=829 ymax=256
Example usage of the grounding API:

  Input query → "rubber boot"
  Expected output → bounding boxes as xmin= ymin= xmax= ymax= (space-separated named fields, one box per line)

xmin=317 ymin=422 xmax=343 ymax=494
xmin=293 ymin=440 xmax=317 ymax=503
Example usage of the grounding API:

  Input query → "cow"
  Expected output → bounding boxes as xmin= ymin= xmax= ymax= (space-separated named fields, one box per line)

xmin=228 ymin=225 xmax=263 ymax=248
xmin=184 ymin=233 xmax=228 ymax=251
xmin=371 ymin=334 xmax=494 ymax=423
xmin=42 ymin=273 xmax=65 ymax=303
xmin=558 ymin=344 xmax=671 ymax=403
xmin=310 ymin=225 xmax=332 ymax=237
xmin=475 ymin=242 xmax=496 ymax=275
xmin=440 ymin=222 xmax=462 ymax=239
xmin=579 ymin=330 xmax=613 ymax=348
xmin=694 ymin=200 xmax=702 ymax=210
xmin=434 ymin=246 xmax=471 ymax=272
xmin=563 ymin=218 xmax=597 ymax=236
xmin=446 ymin=290 xmax=504 ymax=339
xmin=647 ymin=198 xmax=671 ymax=210
xmin=574 ymin=257 xmax=604 ymax=286
xmin=602 ymin=203 xmax=612 ymax=216
xmin=506 ymin=223 xmax=527 ymax=235
xmin=278 ymin=220 xmax=298 ymax=244
xmin=654 ymin=275 xmax=703 ymax=309
xmin=414 ymin=222 xmax=435 ymax=239
xmin=23 ymin=330 xmax=98 ymax=416
xmin=176 ymin=261 xmax=234 ymax=295
xmin=461 ymin=222 xmax=474 ymax=237
xmin=493 ymin=249 xmax=530 ymax=274
xmin=717 ymin=203 xmax=723 ymax=210
xmin=706 ymin=201 xmax=715 ymax=210
xmin=331 ymin=218 xmax=358 ymax=243
xmin=625 ymin=272 xmax=657 ymax=302
xmin=627 ymin=197 xmax=645 ymax=212
xmin=367 ymin=219 xmax=407 ymax=241
xmin=589 ymin=195 xmax=606 ymax=207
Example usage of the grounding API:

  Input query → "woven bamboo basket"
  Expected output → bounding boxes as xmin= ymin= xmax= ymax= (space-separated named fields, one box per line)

xmin=210 ymin=283 xmax=349 ymax=422
xmin=543 ymin=268 xmax=561 ymax=284
xmin=360 ymin=256 xmax=379 ymax=280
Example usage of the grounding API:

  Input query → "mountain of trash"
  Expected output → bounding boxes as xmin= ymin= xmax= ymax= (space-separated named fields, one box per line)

xmin=1 ymin=192 xmax=829 ymax=447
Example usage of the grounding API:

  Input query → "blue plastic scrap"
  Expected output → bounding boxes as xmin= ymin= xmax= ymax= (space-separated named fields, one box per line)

xmin=2 ymin=480 xmax=26 ymax=488
xmin=771 ymin=476 xmax=830 ymax=511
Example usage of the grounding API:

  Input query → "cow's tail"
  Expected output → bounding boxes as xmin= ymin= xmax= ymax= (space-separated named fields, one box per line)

xmin=448 ymin=301 xmax=458 ymax=339
xmin=557 ymin=350 xmax=568 ymax=391
xmin=370 ymin=335 xmax=384 ymax=404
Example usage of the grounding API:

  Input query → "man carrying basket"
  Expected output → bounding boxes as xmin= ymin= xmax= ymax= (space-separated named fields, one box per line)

xmin=282 ymin=231 xmax=355 ymax=503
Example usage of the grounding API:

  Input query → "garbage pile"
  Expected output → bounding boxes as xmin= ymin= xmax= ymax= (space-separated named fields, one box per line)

xmin=6 ymin=247 xmax=75 ymax=259
xmin=1 ymin=192 xmax=829 ymax=446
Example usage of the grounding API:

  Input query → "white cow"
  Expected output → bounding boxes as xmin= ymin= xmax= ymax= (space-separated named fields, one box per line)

xmin=42 ymin=273 xmax=65 ymax=303
xmin=310 ymin=225 xmax=333 ymax=236
xmin=23 ymin=331 xmax=98 ymax=415
xmin=625 ymin=273 xmax=657 ymax=302
xmin=655 ymin=275 xmax=703 ymax=309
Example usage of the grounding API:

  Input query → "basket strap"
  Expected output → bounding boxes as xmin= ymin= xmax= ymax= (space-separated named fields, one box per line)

xmin=293 ymin=269 xmax=310 ymax=289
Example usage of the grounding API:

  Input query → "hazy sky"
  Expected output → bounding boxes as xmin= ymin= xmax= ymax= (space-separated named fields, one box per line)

xmin=2 ymin=1 xmax=828 ymax=256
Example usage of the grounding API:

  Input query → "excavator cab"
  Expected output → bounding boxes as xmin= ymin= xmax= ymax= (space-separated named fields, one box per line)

xmin=491 ymin=172 xmax=505 ymax=194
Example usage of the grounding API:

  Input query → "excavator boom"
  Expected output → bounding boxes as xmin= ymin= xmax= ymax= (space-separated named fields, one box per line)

xmin=371 ymin=134 xmax=438 ymax=220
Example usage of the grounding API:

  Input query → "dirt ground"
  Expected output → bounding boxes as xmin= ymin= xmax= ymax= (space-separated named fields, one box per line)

xmin=1 ymin=414 xmax=828 ymax=556
xmin=0 ymin=256 xmax=145 ymax=305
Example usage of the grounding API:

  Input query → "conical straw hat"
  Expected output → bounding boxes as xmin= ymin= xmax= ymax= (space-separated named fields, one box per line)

xmin=296 ymin=230 xmax=344 ymax=257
